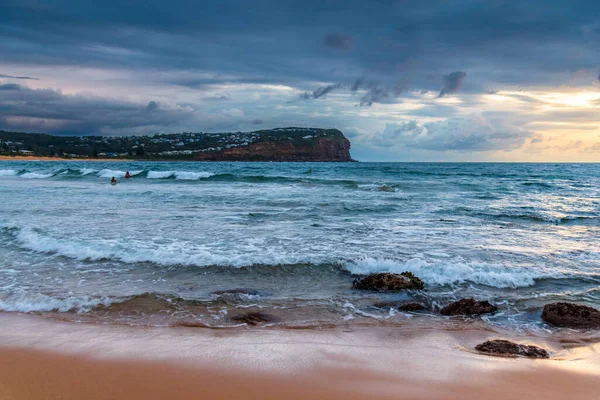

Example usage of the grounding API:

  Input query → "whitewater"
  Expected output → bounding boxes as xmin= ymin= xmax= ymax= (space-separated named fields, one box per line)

xmin=0 ymin=160 xmax=599 ymax=329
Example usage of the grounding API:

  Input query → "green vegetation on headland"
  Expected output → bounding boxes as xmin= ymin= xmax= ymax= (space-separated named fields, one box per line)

xmin=0 ymin=127 xmax=352 ymax=161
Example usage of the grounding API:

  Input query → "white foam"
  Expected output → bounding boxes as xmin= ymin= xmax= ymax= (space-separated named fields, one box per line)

xmin=147 ymin=170 xmax=175 ymax=179
xmin=147 ymin=170 xmax=212 ymax=180
xmin=20 ymin=172 xmax=53 ymax=179
xmin=174 ymin=171 xmax=213 ymax=180
xmin=80 ymin=168 xmax=97 ymax=175
xmin=13 ymin=226 xmax=319 ymax=268
xmin=16 ymin=227 xmax=109 ymax=260
xmin=344 ymin=256 xmax=553 ymax=289
xmin=97 ymin=169 xmax=126 ymax=178
xmin=0 ymin=169 xmax=18 ymax=177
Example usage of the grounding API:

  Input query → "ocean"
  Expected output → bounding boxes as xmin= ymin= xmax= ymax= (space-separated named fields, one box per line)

xmin=1 ymin=161 xmax=599 ymax=330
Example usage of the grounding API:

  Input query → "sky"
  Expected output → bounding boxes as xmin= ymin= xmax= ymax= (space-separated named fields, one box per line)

xmin=1 ymin=0 xmax=599 ymax=161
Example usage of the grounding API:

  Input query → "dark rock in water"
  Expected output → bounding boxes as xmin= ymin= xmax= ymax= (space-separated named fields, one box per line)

xmin=377 ymin=185 xmax=395 ymax=192
xmin=541 ymin=302 xmax=600 ymax=329
xmin=440 ymin=298 xmax=497 ymax=316
xmin=172 ymin=321 xmax=209 ymax=328
xmin=353 ymin=272 xmax=424 ymax=292
xmin=230 ymin=312 xmax=281 ymax=326
xmin=398 ymin=303 xmax=426 ymax=312
xmin=475 ymin=340 xmax=549 ymax=359
xmin=373 ymin=301 xmax=425 ymax=312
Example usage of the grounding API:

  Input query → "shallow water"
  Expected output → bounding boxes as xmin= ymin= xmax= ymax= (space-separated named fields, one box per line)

xmin=0 ymin=161 xmax=599 ymax=329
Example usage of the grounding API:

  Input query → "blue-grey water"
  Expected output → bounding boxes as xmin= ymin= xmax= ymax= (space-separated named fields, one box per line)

xmin=0 ymin=161 xmax=599 ymax=330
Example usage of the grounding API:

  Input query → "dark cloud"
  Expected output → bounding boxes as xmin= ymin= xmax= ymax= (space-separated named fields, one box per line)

xmin=313 ymin=83 xmax=341 ymax=98
xmin=597 ymin=73 xmax=600 ymax=82
xmin=350 ymin=76 xmax=366 ymax=92
xmin=0 ymin=0 xmax=599 ymax=160
xmin=251 ymin=119 xmax=263 ymax=125
xmin=360 ymin=86 xmax=388 ymax=107
xmin=301 ymin=83 xmax=341 ymax=99
xmin=323 ymin=33 xmax=353 ymax=50
xmin=0 ymin=1 xmax=598 ymax=90
xmin=355 ymin=79 xmax=408 ymax=106
xmin=146 ymin=100 xmax=159 ymax=111
xmin=437 ymin=72 xmax=467 ymax=98
xmin=0 ymin=74 xmax=39 ymax=80
xmin=0 ymin=84 xmax=192 ymax=135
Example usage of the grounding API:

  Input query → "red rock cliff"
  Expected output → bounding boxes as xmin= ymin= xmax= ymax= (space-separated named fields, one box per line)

xmin=194 ymin=136 xmax=352 ymax=162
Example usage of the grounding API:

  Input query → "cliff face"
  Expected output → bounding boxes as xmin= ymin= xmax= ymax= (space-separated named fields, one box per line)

xmin=194 ymin=136 xmax=352 ymax=162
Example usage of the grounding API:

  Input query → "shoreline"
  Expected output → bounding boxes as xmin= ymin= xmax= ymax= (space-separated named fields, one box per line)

xmin=0 ymin=313 xmax=598 ymax=399
xmin=0 ymin=155 xmax=132 ymax=161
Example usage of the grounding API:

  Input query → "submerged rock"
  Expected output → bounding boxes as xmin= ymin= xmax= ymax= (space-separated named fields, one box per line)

xmin=352 ymin=272 xmax=424 ymax=292
xmin=440 ymin=298 xmax=497 ymax=316
xmin=398 ymin=302 xmax=426 ymax=312
xmin=373 ymin=301 xmax=425 ymax=312
xmin=541 ymin=302 xmax=600 ymax=329
xmin=230 ymin=312 xmax=281 ymax=326
xmin=475 ymin=340 xmax=549 ymax=359
xmin=377 ymin=185 xmax=395 ymax=192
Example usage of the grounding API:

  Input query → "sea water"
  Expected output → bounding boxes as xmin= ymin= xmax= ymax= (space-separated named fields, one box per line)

xmin=0 ymin=161 xmax=598 ymax=329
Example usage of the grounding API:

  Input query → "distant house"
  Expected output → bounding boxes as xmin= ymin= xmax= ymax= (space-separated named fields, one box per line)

xmin=19 ymin=150 xmax=34 ymax=154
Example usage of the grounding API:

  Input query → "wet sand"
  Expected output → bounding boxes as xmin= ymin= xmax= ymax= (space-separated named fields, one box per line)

xmin=0 ymin=314 xmax=599 ymax=400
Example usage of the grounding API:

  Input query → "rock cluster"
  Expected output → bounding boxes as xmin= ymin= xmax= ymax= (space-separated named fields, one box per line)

xmin=475 ymin=340 xmax=549 ymax=358
xmin=352 ymin=272 xmax=425 ymax=292
xmin=440 ymin=298 xmax=498 ymax=316
xmin=541 ymin=302 xmax=600 ymax=329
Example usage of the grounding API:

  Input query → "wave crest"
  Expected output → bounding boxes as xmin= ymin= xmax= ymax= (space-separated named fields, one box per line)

xmin=0 ymin=169 xmax=19 ymax=176
xmin=344 ymin=256 xmax=554 ymax=288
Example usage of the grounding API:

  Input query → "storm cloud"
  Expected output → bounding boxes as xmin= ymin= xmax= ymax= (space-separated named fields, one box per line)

xmin=301 ymin=83 xmax=342 ymax=99
xmin=437 ymin=72 xmax=467 ymax=98
xmin=357 ymin=80 xmax=408 ymax=106
xmin=0 ymin=84 xmax=194 ymax=135
xmin=0 ymin=0 xmax=599 ymax=159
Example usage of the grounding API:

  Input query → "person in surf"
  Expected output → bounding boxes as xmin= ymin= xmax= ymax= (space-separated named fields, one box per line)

xmin=111 ymin=177 xmax=117 ymax=185
xmin=307 ymin=168 xmax=312 ymax=173
xmin=125 ymin=171 xmax=131 ymax=179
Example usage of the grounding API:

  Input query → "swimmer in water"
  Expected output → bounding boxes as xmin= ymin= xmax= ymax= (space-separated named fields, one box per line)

xmin=111 ymin=177 xmax=117 ymax=185
xmin=125 ymin=171 xmax=131 ymax=179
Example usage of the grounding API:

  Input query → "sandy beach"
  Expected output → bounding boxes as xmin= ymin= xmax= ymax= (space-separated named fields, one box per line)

xmin=0 ymin=313 xmax=598 ymax=400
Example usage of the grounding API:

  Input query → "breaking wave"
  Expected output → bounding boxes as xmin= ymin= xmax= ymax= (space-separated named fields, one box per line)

xmin=4 ymin=225 xmax=595 ymax=290
xmin=20 ymin=172 xmax=54 ymax=179
xmin=96 ymin=169 xmax=144 ymax=178
xmin=0 ymin=169 xmax=19 ymax=176
xmin=147 ymin=170 xmax=213 ymax=180
xmin=343 ymin=256 xmax=560 ymax=289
